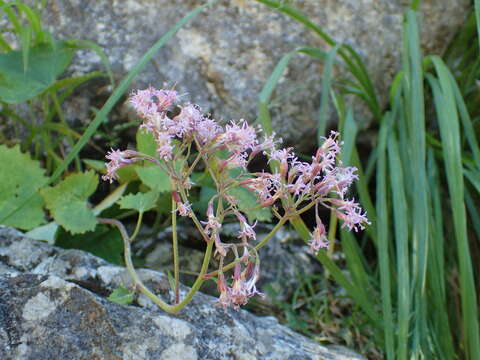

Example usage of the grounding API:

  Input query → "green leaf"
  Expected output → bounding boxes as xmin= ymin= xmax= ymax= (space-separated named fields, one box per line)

xmin=83 ymin=159 xmax=106 ymax=172
xmin=25 ymin=222 xmax=58 ymax=244
xmin=108 ymin=286 xmax=134 ymax=305
xmin=40 ymin=171 xmax=98 ymax=234
xmin=227 ymin=186 xmax=271 ymax=222
xmin=136 ymin=129 xmax=157 ymax=157
xmin=156 ymin=192 xmax=172 ymax=215
xmin=192 ymin=186 xmax=217 ymax=215
xmin=117 ymin=164 xmax=139 ymax=183
xmin=0 ymin=145 xmax=47 ymax=230
xmin=55 ymin=225 xmax=123 ymax=265
xmin=135 ymin=166 xmax=171 ymax=193
xmin=93 ymin=183 xmax=128 ymax=216
xmin=118 ymin=191 xmax=158 ymax=213
xmin=0 ymin=41 xmax=74 ymax=103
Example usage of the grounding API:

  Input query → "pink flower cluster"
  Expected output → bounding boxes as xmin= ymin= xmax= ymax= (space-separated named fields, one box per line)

xmin=217 ymin=260 xmax=264 ymax=309
xmin=103 ymin=87 xmax=370 ymax=309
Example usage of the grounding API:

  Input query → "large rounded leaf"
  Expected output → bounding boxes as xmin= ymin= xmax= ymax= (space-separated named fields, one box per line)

xmin=0 ymin=41 xmax=74 ymax=103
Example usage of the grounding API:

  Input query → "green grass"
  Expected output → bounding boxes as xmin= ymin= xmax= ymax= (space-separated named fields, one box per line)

xmin=255 ymin=1 xmax=480 ymax=358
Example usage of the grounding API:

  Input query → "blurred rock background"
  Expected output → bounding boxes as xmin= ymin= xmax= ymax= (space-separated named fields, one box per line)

xmin=36 ymin=0 xmax=469 ymax=148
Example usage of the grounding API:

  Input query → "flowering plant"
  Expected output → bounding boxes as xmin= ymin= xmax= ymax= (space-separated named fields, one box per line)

xmin=99 ymin=87 xmax=369 ymax=313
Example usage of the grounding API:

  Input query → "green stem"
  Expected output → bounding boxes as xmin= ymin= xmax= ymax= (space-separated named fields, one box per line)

xmin=324 ymin=211 xmax=338 ymax=280
xmin=171 ymin=239 xmax=214 ymax=311
xmin=204 ymin=216 xmax=288 ymax=278
xmin=130 ymin=211 xmax=143 ymax=243
xmin=186 ymin=152 xmax=203 ymax=177
xmin=98 ymin=217 xmax=172 ymax=312
xmin=326 ymin=211 xmax=338 ymax=259
xmin=177 ymin=188 xmax=210 ymax=242
xmin=171 ymin=198 xmax=180 ymax=304
xmin=98 ymin=217 xmax=214 ymax=313
xmin=51 ymin=91 xmax=81 ymax=171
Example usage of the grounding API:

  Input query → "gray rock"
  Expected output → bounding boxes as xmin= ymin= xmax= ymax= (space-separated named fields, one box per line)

xmin=0 ymin=226 xmax=365 ymax=359
xmin=13 ymin=0 xmax=469 ymax=147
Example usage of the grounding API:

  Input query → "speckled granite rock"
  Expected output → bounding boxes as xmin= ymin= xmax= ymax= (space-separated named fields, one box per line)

xmin=0 ymin=226 xmax=365 ymax=360
xmin=13 ymin=0 xmax=468 ymax=147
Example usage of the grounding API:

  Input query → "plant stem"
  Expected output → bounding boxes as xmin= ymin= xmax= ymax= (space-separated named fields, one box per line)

xmin=170 ymin=239 xmax=214 ymax=311
xmin=204 ymin=216 xmax=288 ymax=279
xmin=51 ymin=91 xmax=81 ymax=171
xmin=327 ymin=211 xmax=338 ymax=259
xmin=186 ymin=152 xmax=203 ymax=177
xmin=98 ymin=217 xmax=214 ymax=313
xmin=177 ymin=188 xmax=210 ymax=242
xmin=324 ymin=210 xmax=338 ymax=280
xmin=171 ymin=197 xmax=180 ymax=304
xmin=98 ymin=217 xmax=172 ymax=311
xmin=130 ymin=211 xmax=143 ymax=243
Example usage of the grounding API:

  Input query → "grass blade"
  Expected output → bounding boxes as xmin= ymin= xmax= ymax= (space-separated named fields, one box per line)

xmin=429 ymin=57 xmax=480 ymax=359
xmin=288 ymin=215 xmax=382 ymax=329
xmin=376 ymin=111 xmax=394 ymax=360
xmin=67 ymin=39 xmax=114 ymax=86
xmin=317 ymin=44 xmax=340 ymax=140
xmin=388 ymin=130 xmax=410 ymax=360
xmin=447 ymin=70 xmax=480 ymax=167
xmin=426 ymin=151 xmax=455 ymax=359
xmin=475 ymin=0 xmax=480 ymax=49
xmin=465 ymin=187 xmax=480 ymax=243
xmin=404 ymin=11 xmax=429 ymax=355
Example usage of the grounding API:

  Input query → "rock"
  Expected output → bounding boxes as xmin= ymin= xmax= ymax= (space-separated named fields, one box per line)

xmin=11 ymin=0 xmax=469 ymax=148
xmin=0 ymin=226 xmax=366 ymax=359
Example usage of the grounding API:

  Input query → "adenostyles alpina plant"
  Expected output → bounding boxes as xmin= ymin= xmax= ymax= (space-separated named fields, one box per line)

xmin=100 ymin=87 xmax=369 ymax=313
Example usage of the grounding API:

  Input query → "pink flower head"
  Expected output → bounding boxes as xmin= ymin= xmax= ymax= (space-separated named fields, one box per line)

xmin=130 ymin=87 xmax=178 ymax=119
xmin=195 ymin=118 xmax=222 ymax=145
xmin=217 ymin=260 xmax=263 ymax=309
xmin=171 ymin=104 xmax=203 ymax=137
xmin=201 ymin=202 xmax=221 ymax=235
xmin=214 ymin=232 xmax=230 ymax=257
xmin=269 ymin=147 xmax=296 ymax=178
xmin=269 ymin=147 xmax=295 ymax=163
xmin=309 ymin=218 xmax=329 ymax=254
xmin=217 ymin=271 xmax=231 ymax=307
xmin=102 ymin=149 xmax=139 ymax=183
xmin=260 ymin=133 xmax=282 ymax=153
xmin=176 ymin=201 xmax=192 ymax=217
xmin=139 ymin=112 xmax=168 ymax=134
xmin=222 ymin=120 xmax=258 ymax=153
xmin=330 ymin=198 xmax=370 ymax=232
xmin=251 ymin=133 xmax=282 ymax=158
xmin=154 ymin=131 xmax=174 ymax=160
xmin=236 ymin=213 xmax=257 ymax=241
xmin=315 ymin=131 xmax=342 ymax=171
xmin=331 ymin=166 xmax=358 ymax=197
xmin=225 ymin=152 xmax=249 ymax=170
xmin=247 ymin=172 xmax=281 ymax=203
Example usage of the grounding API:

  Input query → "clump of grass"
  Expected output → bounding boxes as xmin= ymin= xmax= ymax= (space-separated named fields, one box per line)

xmin=255 ymin=1 xmax=480 ymax=358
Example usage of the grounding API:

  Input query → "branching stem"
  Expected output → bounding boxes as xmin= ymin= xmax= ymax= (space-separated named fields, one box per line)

xmin=98 ymin=217 xmax=214 ymax=313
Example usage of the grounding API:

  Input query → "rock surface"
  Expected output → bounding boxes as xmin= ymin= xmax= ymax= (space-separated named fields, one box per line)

xmin=0 ymin=226 xmax=365 ymax=360
xmin=15 ymin=0 xmax=469 ymax=147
